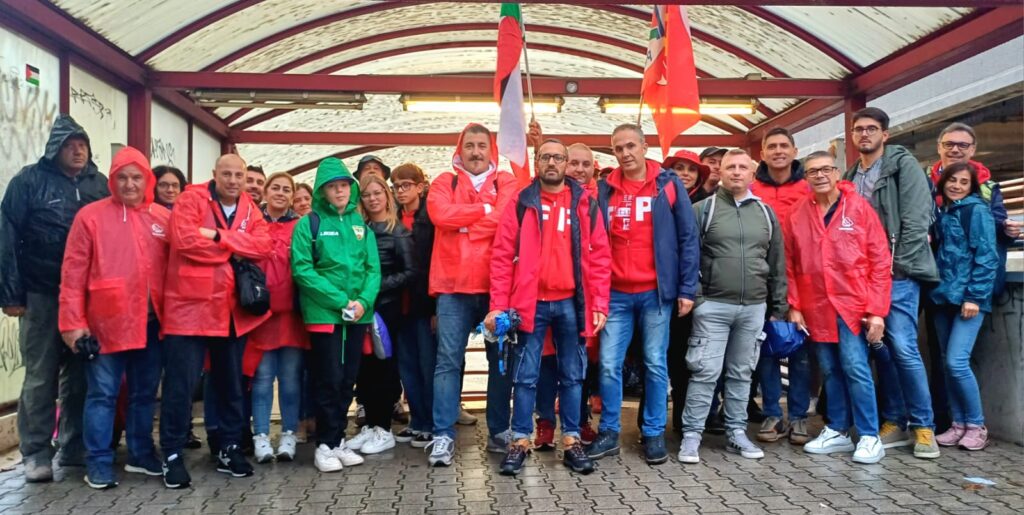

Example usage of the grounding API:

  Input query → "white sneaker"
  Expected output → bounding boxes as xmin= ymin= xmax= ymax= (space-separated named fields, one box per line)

xmin=457 ymin=404 xmax=478 ymax=425
xmin=346 ymin=425 xmax=375 ymax=451
xmin=277 ymin=431 xmax=297 ymax=462
xmin=852 ymin=436 xmax=885 ymax=464
xmin=362 ymin=427 xmax=396 ymax=455
xmin=334 ymin=441 xmax=365 ymax=467
xmin=253 ymin=434 xmax=274 ymax=464
xmin=314 ymin=444 xmax=343 ymax=472
xmin=804 ymin=427 xmax=855 ymax=455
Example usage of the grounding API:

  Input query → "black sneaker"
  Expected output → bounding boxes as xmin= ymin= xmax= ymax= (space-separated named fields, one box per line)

xmin=562 ymin=438 xmax=595 ymax=474
xmin=217 ymin=445 xmax=254 ymax=478
xmin=499 ymin=440 xmax=530 ymax=476
xmin=706 ymin=411 xmax=727 ymax=435
xmin=411 ymin=432 xmax=433 ymax=449
xmin=162 ymin=454 xmax=191 ymax=489
xmin=642 ymin=434 xmax=668 ymax=465
xmin=185 ymin=430 xmax=203 ymax=450
xmin=585 ymin=430 xmax=620 ymax=459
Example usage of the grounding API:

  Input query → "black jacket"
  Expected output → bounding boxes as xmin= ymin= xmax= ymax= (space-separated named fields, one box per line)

xmin=368 ymin=220 xmax=417 ymax=312
xmin=0 ymin=115 xmax=109 ymax=305
xmin=401 ymin=199 xmax=436 ymax=317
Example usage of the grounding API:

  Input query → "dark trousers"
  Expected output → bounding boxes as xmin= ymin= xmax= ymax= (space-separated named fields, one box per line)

xmin=310 ymin=324 xmax=368 ymax=448
xmin=358 ymin=305 xmax=403 ymax=430
xmin=160 ymin=330 xmax=246 ymax=458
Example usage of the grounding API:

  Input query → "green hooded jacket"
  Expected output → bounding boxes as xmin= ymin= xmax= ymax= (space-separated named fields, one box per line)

xmin=290 ymin=158 xmax=381 ymax=324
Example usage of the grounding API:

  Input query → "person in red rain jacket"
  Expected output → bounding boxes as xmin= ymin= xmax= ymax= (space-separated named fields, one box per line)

xmin=159 ymin=154 xmax=272 ymax=488
xmin=58 ymin=146 xmax=169 ymax=489
xmin=425 ymin=123 xmax=517 ymax=467
xmin=243 ymin=173 xmax=309 ymax=464
xmin=486 ymin=139 xmax=611 ymax=476
xmin=784 ymin=151 xmax=891 ymax=464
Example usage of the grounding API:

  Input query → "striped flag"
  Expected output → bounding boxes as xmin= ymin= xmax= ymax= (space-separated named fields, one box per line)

xmin=495 ymin=3 xmax=531 ymax=187
xmin=25 ymin=64 xmax=40 ymax=86
xmin=642 ymin=6 xmax=701 ymax=158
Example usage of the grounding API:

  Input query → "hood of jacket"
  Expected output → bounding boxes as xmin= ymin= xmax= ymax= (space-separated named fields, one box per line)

xmin=42 ymin=114 xmax=99 ymax=176
xmin=929 ymin=159 xmax=993 ymax=185
xmin=755 ymin=159 xmax=804 ymax=186
xmin=945 ymin=192 xmax=987 ymax=213
xmin=451 ymin=123 xmax=499 ymax=175
xmin=312 ymin=157 xmax=359 ymax=216
xmin=107 ymin=146 xmax=155 ymax=207
xmin=605 ymin=159 xmax=664 ymax=191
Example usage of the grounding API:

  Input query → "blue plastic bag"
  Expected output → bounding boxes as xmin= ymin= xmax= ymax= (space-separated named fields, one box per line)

xmin=371 ymin=313 xmax=392 ymax=359
xmin=761 ymin=320 xmax=806 ymax=358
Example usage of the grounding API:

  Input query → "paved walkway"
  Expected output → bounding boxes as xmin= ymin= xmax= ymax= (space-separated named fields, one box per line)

xmin=0 ymin=409 xmax=1022 ymax=514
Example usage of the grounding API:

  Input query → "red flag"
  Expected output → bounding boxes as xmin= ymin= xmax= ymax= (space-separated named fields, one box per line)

xmin=642 ymin=6 xmax=700 ymax=158
xmin=495 ymin=3 xmax=531 ymax=188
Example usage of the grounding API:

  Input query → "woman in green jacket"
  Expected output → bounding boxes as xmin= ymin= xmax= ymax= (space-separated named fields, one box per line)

xmin=291 ymin=158 xmax=381 ymax=473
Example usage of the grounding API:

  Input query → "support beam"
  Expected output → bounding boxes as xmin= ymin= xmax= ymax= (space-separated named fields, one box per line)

xmin=150 ymin=73 xmax=846 ymax=98
xmin=230 ymin=131 xmax=747 ymax=148
xmin=843 ymin=94 xmax=867 ymax=168
xmin=748 ymin=99 xmax=843 ymax=144
xmin=849 ymin=7 xmax=1024 ymax=99
xmin=187 ymin=120 xmax=194 ymax=182
xmin=127 ymin=86 xmax=152 ymax=158
xmin=151 ymin=89 xmax=230 ymax=139
xmin=58 ymin=50 xmax=70 ymax=114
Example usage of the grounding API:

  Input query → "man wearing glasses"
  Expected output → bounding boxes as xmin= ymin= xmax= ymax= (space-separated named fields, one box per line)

xmin=842 ymin=107 xmax=941 ymax=460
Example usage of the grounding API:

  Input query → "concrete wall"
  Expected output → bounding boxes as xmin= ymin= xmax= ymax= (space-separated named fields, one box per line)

xmin=976 ymin=280 xmax=1024 ymax=445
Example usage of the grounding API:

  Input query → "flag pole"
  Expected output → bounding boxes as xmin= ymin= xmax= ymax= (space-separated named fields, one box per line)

xmin=519 ymin=12 xmax=536 ymax=123
xmin=636 ymin=91 xmax=644 ymax=127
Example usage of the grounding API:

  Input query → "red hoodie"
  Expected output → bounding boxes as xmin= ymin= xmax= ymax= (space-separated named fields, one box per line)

xmin=605 ymin=160 xmax=672 ymax=293
xmin=427 ymin=123 xmax=518 ymax=295
xmin=59 ymin=147 xmax=171 ymax=353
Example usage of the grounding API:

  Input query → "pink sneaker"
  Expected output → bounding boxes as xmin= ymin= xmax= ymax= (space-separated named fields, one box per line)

xmin=935 ymin=423 xmax=965 ymax=447
xmin=959 ymin=425 xmax=988 ymax=451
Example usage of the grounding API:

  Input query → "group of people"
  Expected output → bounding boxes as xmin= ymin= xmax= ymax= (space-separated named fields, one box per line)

xmin=0 ymin=106 xmax=1015 ymax=490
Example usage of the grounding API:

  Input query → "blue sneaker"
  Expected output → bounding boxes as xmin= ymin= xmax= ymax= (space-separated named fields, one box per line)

xmin=125 ymin=453 xmax=163 ymax=476
xmin=84 ymin=462 xmax=118 ymax=490
xmin=585 ymin=430 xmax=620 ymax=459
xmin=642 ymin=434 xmax=668 ymax=465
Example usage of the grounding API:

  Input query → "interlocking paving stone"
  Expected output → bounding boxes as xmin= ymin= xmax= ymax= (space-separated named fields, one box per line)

xmin=0 ymin=409 xmax=1021 ymax=514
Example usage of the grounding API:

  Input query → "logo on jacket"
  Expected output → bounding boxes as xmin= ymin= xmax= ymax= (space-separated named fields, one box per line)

xmin=239 ymin=218 xmax=249 ymax=232
xmin=840 ymin=216 xmax=855 ymax=232
xmin=541 ymin=205 xmax=571 ymax=233
xmin=353 ymin=225 xmax=365 ymax=240
xmin=151 ymin=224 xmax=166 ymax=237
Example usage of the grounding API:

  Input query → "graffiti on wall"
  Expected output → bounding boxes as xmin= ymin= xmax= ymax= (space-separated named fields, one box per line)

xmin=70 ymin=87 xmax=111 ymax=120
xmin=0 ymin=56 xmax=58 ymax=194
xmin=151 ymin=137 xmax=177 ymax=167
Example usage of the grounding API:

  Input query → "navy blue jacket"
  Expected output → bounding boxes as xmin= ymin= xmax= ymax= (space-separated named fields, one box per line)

xmin=597 ymin=162 xmax=699 ymax=302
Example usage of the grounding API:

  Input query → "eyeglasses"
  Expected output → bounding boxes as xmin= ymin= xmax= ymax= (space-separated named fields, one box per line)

xmin=805 ymin=166 xmax=838 ymax=177
xmin=392 ymin=181 xmax=418 ymax=192
xmin=538 ymin=153 xmax=567 ymax=163
xmin=940 ymin=141 xmax=973 ymax=151
xmin=851 ymin=126 xmax=882 ymax=136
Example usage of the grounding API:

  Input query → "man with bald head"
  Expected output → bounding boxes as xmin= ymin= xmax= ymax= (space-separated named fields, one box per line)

xmin=159 ymin=154 xmax=273 ymax=489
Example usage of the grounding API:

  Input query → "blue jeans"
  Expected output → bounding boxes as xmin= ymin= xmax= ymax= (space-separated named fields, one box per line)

xmin=816 ymin=320 xmax=879 ymax=437
xmin=599 ymin=289 xmax=672 ymax=437
xmin=396 ymin=316 xmax=436 ymax=433
xmin=875 ymin=279 xmax=934 ymax=429
xmin=933 ymin=306 xmax=985 ymax=426
xmin=535 ymin=355 xmax=558 ymax=423
xmin=758 ymin=344 xmax=811 ymax=420
xmin=251 ymin=347 xmax=304 ymax=435
xmin=432 ymin=294 xmax=512 ymax=439
xmin=84 ymin=320 xmax=162 ymax=469
xmin=161 ymin=331 xmax=247 ymax=457
xmin=511 ymin=300 xmax=586 ymax=440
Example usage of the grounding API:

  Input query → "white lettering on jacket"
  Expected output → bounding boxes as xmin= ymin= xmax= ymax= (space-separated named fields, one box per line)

xmin=540 ymin=204 xmax=571 ymax=233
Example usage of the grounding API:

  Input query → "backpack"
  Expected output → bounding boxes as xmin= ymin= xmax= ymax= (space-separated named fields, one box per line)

xmin=696 ymin=193 xmax=776 ymax=243
xmin=308 ymin=211 xmax=321 ymax=264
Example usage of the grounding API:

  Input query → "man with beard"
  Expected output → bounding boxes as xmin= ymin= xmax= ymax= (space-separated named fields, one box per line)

xmin=841 ymin=107 xmax=940 ymax=460
xmin=486 ymin=139 xmax=610 ymax=476
xmin=246 ymin=165 xmax=266 ymax=205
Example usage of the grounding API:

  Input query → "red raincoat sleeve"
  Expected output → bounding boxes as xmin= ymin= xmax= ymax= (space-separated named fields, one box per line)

xmin=488 ymin=199 xmax=520 ymax=312
xmin=427 ymin=173 xmax=488 ymax=230
xmin=468 ymin=172 xmax=517 ymax=243
xmin=170 ymin=194 xmax=231 ymax=264
xmin=783 ymin=214 xmax=802 ymax=313
xmin=863 ymin=206 xmax=892 ymax=318
xmin=218 ymin=209 xmax=273 ymax=261
xmin=585 ymin=197 xmax=611 ymax=316
xmin=58 ymin=212 xmax=94 ymax=333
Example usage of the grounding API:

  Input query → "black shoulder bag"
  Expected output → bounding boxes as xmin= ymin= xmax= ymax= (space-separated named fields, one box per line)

xmin=214 ymin=208 xmax=270 ymax=315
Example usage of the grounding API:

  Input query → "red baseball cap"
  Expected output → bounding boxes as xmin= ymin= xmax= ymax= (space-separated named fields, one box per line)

xmin=662 ymin=150 xmax=710 ymax=175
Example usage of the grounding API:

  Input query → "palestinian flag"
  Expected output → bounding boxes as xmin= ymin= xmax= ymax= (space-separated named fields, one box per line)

xmin=495 ymin=3 xmax=531 ymax=188
xmin=25 ymin=64 xmax=40 ymax=86
xmin=642 ymin=6 xmax=701 ymax=158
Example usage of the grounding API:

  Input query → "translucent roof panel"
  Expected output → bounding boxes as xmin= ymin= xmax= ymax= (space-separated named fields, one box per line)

xmin=764 ymin=6 xmax=972 ymax=67
xmin=338 ymin=48 xmax=642 ymax=78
